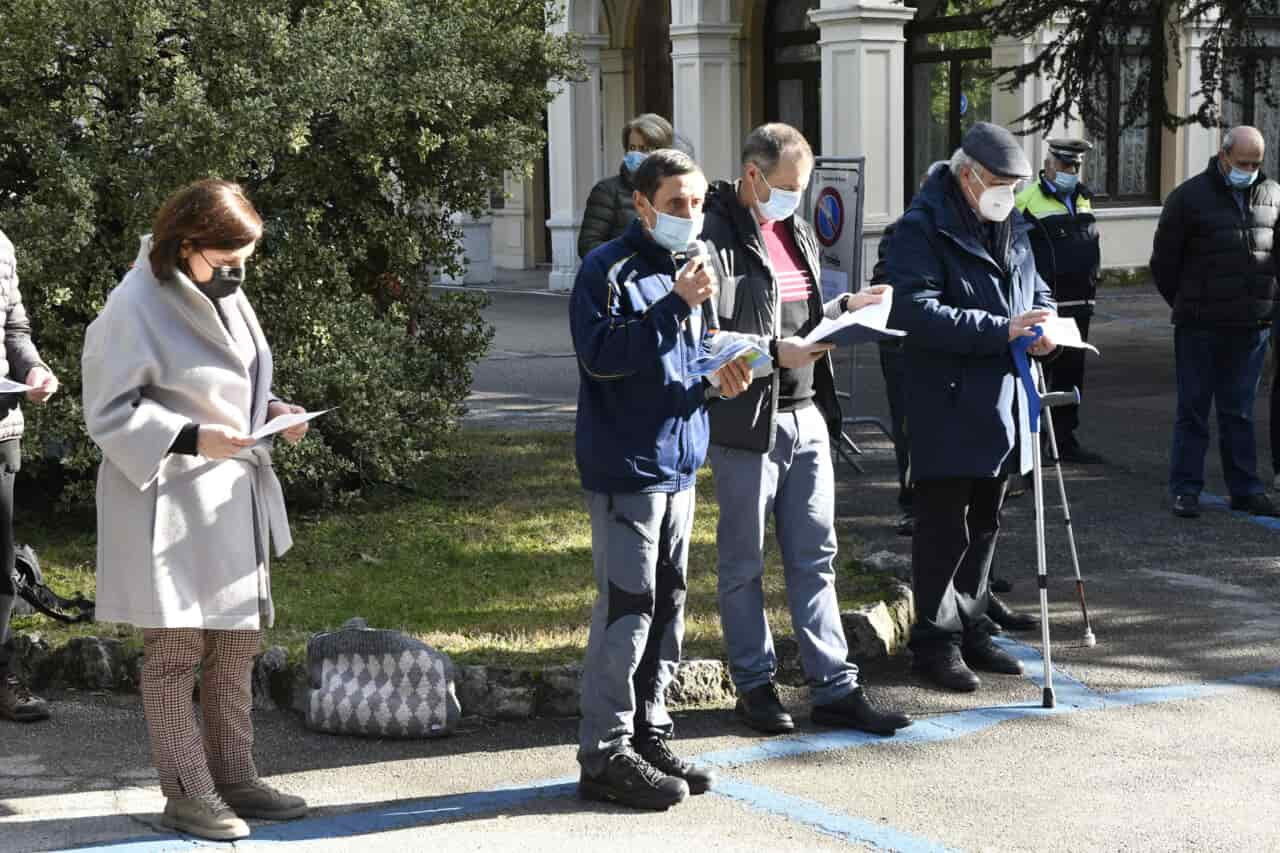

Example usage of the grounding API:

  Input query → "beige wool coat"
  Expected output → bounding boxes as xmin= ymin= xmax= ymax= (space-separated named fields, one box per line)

xmin=82 ymin=237 xmax=293 ymax=630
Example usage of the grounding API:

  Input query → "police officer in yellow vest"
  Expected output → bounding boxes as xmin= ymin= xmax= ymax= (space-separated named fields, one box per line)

xmin=1015 ymin=138 xmax=1105 ymax=464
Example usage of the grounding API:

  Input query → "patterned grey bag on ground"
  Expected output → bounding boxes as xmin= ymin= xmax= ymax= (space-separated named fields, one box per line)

xmin=306 ymin=617 xmax=461 ymax=738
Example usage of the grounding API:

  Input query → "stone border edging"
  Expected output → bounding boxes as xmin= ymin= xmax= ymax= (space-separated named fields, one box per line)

xmin=8 ymin=581 xmax=914 ymax=722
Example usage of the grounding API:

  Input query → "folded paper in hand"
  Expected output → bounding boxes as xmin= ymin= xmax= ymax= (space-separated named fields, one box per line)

xmin=691 ymin=333 xmax=772 ymax=380
xmin=1038 ymin=316 xmax=1099 ymax=355
xmin=0 ymin=378 xmax=35 ymax=394
xmin=251 ymin=408 xmax=334 ymax=440
xmin=802 ymin=291 xmax=906 ymax=347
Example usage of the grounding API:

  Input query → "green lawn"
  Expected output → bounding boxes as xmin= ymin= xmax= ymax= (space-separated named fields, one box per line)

xmin=13 ymin=431 xmax=893 ymax=667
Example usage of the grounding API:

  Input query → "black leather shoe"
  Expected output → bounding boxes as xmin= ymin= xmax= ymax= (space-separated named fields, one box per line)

xmin=962 ymin=638 xmax=1025 ymax=675
xmin=734 ymin=681 xmax=795 ymax=734
xmin=895 ymin=514 xmax=914 ymax=537
xmin=1172 ymin=493 xmax=1200 ymax=518
xmin=988 ymin=594 xmax=1039 ymax=632
xmin=912 ymin=646 xmax=980 ymax=692
xmin=637 ymin=737 xmax=716 ymax=795
xmin=1230 ymin=493 xmax=1280 ymax=517
xmin=579 ymin=749 xmax=689 ymax=811
xmin=811 ymin=687 xmax=912 ymax=735
xmin=990 ymin=575 xmax=1013 ymax=594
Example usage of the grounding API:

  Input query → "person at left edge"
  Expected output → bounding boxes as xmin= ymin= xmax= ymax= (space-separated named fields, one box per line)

xmin=0 ymin=227 xmax=59 ymax=723
xmin=571 ymin=148 xmax=752 ymax=811
xmin=82 ymin=180 xmax=309 ymax=842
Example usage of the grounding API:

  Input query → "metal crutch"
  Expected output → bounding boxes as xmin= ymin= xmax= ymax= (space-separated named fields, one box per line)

xmin=1030 ymin=381 xmax=1080 ymax=709
xmin=1035 ymin=361 xmax=1097 ymax=648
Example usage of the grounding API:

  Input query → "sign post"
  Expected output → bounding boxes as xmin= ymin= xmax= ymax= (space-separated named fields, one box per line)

xmin=803 ymin=156 xmax=893 ymax=471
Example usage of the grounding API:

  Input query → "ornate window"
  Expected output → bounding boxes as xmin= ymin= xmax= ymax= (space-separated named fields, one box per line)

xmin=765 ymin=0 xmax=822 ymax=153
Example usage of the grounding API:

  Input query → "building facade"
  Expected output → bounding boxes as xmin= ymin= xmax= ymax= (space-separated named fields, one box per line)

xmin=487 ymin=0 xmax=1280 ymax=291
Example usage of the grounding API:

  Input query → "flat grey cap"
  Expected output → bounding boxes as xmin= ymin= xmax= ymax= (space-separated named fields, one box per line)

xmin=961 ymin=121 xmax=1033 ymax=179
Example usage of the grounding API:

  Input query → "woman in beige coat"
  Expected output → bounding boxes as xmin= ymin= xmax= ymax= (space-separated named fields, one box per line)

xmin=83 ymin=180 xmax=309 ymax=842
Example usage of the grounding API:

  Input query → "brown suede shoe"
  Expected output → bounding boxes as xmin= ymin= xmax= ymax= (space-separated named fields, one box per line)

xmin=217 ymin=778 xmax=308 ymax=820
xmin=161 ymin=792 xmax=250 ymax=841
xmin=0 ymin=673 xmax=50 ymax=722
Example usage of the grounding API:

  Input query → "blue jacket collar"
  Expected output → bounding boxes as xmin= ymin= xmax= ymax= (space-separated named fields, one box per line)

xmin=620 ymin=217 xmax=678 ymax=273
xmin=913 ymin=167 xmax=1026 ymax=270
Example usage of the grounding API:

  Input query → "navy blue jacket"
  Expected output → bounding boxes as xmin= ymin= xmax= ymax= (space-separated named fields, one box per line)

xmin=570 ymin=218 xmax=713 ymax=494
xmin=883 ymin=167 xmax=1055 ymax=480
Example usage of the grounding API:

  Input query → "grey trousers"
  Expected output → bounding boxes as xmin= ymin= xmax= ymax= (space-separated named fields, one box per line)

xmin=578 ymin=487 xmax=693 ymax=775
xmin=708 ymin=405 xmax=858 ymax=707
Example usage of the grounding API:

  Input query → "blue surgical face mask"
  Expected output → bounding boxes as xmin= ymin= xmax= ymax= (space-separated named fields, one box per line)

xmin=623 ymin=151 xmax=648 ymax=174
xmin=646 ymin=209 xmax=704 ymax=253
xmin=1227 ymin=166 xmax=1258 ymax=189
xmin=753 ymin=170 xmax=804 ymax=222
xmin=1053 ymin=172 xmax=1079 ymax=194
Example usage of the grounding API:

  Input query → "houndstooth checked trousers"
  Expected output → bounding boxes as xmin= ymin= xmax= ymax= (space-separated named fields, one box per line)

xmin=142 ymin=628 xmax=261 ymax=799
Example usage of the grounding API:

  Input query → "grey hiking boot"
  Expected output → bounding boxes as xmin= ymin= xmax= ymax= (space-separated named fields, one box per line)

xmin=161 ymin=792 xmax=250 ymax=840
xmin=0 ymin=673 xmax=50 ymax=722
xmin=216 ymin=777 xmax=309 ymax=820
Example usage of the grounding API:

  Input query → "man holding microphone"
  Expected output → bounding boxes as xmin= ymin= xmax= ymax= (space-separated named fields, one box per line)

xmin=571 ymin=149 xmax=750 ymax=810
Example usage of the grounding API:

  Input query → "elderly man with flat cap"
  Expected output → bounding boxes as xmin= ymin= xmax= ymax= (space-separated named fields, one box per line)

xmin=883 ymin=121 xmax=1057 ymax=692
xmin=1016 ymin=138 xmax=1103 ymax=464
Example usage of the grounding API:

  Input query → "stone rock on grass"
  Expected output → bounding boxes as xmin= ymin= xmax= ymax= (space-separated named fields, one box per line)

xmin=843 ymin=582 xmax=916 ymax=659
xmin=537 ymin=664 xmax=582 ymax=718
xmin=863 ymin=550 xmax=912 ymax=580
xmin=666 ymin=659 xmax=732 ymax=706
xmin=252 ymin=646 xmax=290 ymax=711
xmin=55 ymin=637 xmax=122 ymax=690
xmin=457 ymin=666 xmax=538 ymax=720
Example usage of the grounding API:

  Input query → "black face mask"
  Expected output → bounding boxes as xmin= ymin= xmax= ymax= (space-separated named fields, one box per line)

xmin=193 ymin=249 xmax=245 ymax=299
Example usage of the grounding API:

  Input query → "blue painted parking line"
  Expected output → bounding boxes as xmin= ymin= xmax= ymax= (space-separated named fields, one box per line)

xmin=63 ymin=645 xmax=1280 ymax=853
xmin=712 ymin=778 xmax=960 ymax=853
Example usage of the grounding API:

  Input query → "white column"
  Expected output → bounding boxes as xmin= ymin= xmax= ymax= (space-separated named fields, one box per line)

xmin=670 ymin=0 xmax=744 ymax=184
xmin=810 ymin=1 xmax=915 ymax=282
xmin=546 ymin=5 xmax=607 ymax=292
xmin=601 ymin=47 xmax=634 ymax=170
xmin=1181 ymin=21 xmax=1222 ymax=189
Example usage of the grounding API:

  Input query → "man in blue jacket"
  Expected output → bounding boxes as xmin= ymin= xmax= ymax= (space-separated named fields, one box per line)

xmin=884 ymin=122 xmax=1058 ymax=692
xmin=570 ymin=149 xmax=750 ymax=810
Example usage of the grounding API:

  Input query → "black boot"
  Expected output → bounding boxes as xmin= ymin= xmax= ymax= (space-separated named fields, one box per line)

xmin=912 ymin=645 xmax=980 ymax=692
xmin=734 ymin=681 xmax=795 ymax=734
xmin=811 ymin=687 xmax=912 ymax=735
xmin=579 ymin=749 xmax=689 ymax=811
xmin=988 ymin=594 xmax=1039 ymax=632
xmin=637 ymin=737 xmax=717 ymax=795
xmin=962 ymin=637 xmax=1025 ymax=675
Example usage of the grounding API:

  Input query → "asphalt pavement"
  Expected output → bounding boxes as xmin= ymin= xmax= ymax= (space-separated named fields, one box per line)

xmin=3 ymin=284 xmax=1279 ymax=852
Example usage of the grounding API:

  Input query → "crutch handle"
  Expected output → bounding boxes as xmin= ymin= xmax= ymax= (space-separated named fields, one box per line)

xmin=1040 ymin=387 xmax=1080 ymax=409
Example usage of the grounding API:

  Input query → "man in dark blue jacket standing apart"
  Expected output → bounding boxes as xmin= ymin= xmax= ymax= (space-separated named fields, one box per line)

xmin=884 ymin=122 xmax=1058 ymax=692
xmin=570 ymin=149 xmax=750 ymax=811
xmin=1150 ymin=125 xmax=1280 ymax=519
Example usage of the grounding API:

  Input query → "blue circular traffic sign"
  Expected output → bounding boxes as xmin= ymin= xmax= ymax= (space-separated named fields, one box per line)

xmin=815 ymin=187 xmax=844 ymax=247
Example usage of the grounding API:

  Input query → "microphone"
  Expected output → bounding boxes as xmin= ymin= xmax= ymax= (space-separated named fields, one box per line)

xmin=682 ymin=239 xmax=721 ymax=333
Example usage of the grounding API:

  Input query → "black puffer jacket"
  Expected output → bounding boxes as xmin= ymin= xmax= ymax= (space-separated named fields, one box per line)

xmin=698 ymin=180 xmax=842 ymax=453
xmin=577 ymin=166 xmax=637 ymax=259
xmin=1150 ymin=158 xmax=1280 ymax=327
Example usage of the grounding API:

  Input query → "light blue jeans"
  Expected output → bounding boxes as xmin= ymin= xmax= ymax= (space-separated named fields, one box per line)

xmin=708 ymin=405 xmax=858 ymax=706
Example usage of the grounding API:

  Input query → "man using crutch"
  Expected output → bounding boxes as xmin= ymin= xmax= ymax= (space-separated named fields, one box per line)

xmin=884 ymin=122 xmax=1058 ymax=692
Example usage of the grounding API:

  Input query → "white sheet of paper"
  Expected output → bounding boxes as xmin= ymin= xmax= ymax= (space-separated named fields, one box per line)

xmin=0 ymin=378 xmax=34 ymax=394
xmin=802 ymin=287 xmax=903 ymax=345
xmin=1041 ymin=316 xmax=1100 ymax=355
xmin=250 ymin=408 xmax=333 ymax=440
